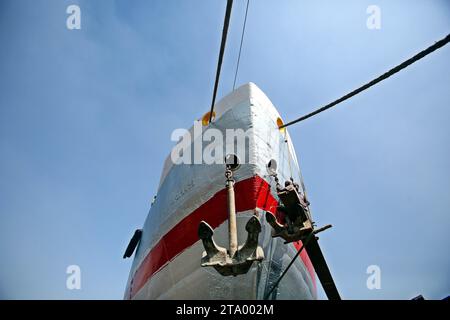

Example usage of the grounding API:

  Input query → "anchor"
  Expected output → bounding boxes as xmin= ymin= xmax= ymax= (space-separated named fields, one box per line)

xmin=198 ymin=155 xmax=264 ymax=276
xmin=265 ymin=165 xmax=330 ymax=244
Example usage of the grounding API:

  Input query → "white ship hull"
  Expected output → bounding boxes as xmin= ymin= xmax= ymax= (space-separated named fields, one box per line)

xmin=125 ymin=83 xmax=316 ymax=299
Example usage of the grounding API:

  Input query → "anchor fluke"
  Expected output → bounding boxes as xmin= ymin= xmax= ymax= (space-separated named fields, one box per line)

xmin=238 ymin=216 xmax=264 ymax=264
xmin=198 ymin=221 xmax=224 ymax=258
xmin=198 ymin=220 xmax=214 ymax=239
xmin=198 ymin=217 xmax=264 ymax=277
xmin=265 ymin=211 xmax=284 ymax=235
xmin=198 ymin=221 xmax=228 ymax=268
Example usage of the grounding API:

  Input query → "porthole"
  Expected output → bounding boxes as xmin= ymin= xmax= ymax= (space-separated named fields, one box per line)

xmin=267 ymin=159 xmax=277 ymax=176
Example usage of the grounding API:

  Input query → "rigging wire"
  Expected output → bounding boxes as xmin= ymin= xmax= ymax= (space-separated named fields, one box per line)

xmin=233 ymin=0 xmax=250 ymax=91
xmin=280 ymin=33 xmax=450 ymax=128
xmin=208 ymin=0 xmax=234 ymax=123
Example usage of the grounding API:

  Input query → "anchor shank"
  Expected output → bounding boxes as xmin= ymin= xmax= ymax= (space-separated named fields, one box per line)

xmin=226 ymin=169 xmax=238 ymax=258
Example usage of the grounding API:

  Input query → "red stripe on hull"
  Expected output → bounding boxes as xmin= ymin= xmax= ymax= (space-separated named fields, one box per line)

xmin=129 ymin=175 xmax=315 ymax=298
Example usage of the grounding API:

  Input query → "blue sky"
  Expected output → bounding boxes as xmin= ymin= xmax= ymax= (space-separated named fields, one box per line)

xmin=0 ymin=0 xmax=449 ymax=299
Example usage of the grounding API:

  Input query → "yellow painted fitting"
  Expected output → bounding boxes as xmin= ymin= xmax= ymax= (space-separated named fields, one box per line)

xmin=202 ymin=111 xmax=216 ymax=126
xmin=277 ymin=117 xmax=286 ymax=133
